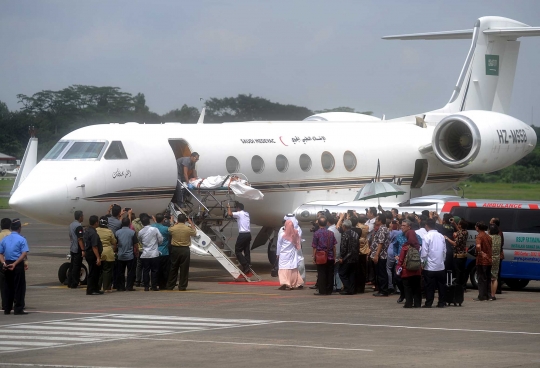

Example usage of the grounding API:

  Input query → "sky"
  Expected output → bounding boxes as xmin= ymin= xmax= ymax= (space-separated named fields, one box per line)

xmin=1 ymin=0 xmax=539 ymax=124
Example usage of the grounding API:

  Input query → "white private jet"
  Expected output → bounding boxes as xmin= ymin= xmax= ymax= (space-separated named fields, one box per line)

xmin=9 ymin=16 xmax=540 ymax=263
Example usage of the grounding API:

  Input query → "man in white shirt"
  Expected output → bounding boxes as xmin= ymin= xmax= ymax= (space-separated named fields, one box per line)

xmin=421 ymin=219 xmax=447 ymax=308
xmin=138 ymin=214 xmax=163 ymax=291
xmin=328 ymin=215 xmax=342 ymax=292
xmin=227 ymin=202 xmax=252 ymax=275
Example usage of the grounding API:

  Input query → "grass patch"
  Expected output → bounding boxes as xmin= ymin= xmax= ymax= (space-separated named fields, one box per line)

xmin=442 ymin=182 xmax=540 ymax=200
xmin=0 ymin=180 xmax=14 ymax=192
xmin=0 ymin=197 xmax=9 ymax=209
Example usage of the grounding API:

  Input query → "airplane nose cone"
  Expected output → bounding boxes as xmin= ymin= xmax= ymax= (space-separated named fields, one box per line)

xmin=10 ymin=175 xmax=68 ymax=225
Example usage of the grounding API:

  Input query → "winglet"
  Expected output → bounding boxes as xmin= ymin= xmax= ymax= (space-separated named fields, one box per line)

xmin=197 ymin=108 xmax=206 ymax=124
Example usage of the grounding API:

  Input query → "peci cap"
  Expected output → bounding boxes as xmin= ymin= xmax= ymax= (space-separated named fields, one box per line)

xmin=10 ymin=218 xmax=21 ymax=231
xmin=99 ymin=216 xmax=109 ymax=227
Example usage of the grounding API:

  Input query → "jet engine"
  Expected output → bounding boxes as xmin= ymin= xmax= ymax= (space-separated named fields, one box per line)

xmin=432 ymin=110 xmax=536 ymax=174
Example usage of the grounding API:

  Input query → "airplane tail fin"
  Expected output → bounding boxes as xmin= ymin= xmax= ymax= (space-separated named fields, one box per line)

xmin=384 ymin=16 xmax=540 ymax=114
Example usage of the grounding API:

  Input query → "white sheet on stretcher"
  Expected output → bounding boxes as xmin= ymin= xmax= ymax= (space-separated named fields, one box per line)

xmin=188 ymin=175 xmax=264 ymax=200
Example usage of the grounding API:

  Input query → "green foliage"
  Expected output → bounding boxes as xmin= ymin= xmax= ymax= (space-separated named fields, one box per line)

xmin=314 ymin=107 xmax=373 ymax=115
xmin=204 ymin=94 xmax=313 ymax=122
xmin=443 ymin=181 xmax=540 ymax=200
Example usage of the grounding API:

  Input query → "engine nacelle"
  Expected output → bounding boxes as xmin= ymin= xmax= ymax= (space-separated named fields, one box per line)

xmin=432 ymin=110 xmax=537 ymax=174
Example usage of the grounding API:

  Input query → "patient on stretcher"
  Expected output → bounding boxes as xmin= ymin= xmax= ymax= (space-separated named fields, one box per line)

xmin=186 ymin=175 xmax=264 ymax=200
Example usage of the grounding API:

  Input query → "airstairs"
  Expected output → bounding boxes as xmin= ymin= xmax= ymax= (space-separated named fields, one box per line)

xmin=167 ymin=178 xmax=261 ymax=282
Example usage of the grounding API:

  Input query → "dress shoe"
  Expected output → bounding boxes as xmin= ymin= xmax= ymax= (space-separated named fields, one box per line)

xmin=179 ymin=288 xmax=187 ymax=291
xmin=388 ymin=288 xmax=396 ymax=295
xmin=14 ymin=311 xmax=28 ymax=315
xmin=126 ymin=288 xmax=135 ymax=291
xmin=151 ymin=287 xmax=159 ymax=291
xmin=309 ymin=285 xmax=318 ymax=289
xmin=403 ymin=305 xmax=413 ymax=309
xmin=4 ymin=310 xmax=10 ymax=315
xmin=88 ymin=292 xmax=103 ymax=296
xmin=421 ymin=305 xmax=432 ymax=308
xmin=436 ymin=304 xmax=446 ymax=308
xmin=117 ymin=289 xmax=126 ymax=292
xmin=278 ymin=284 xmax=287 ymax=290
xmin=473 ymin=298 xmax=487 ymax=301
xmin=339 ymin=291 xmax=354 ymax=295
xmin=144 ymin=287 xmax=150 ymax=291
xmin=372 ymin=292 xmax=388 ymax=297
xmin=134 ymin=282 xmax=141 ymax=287
xmin=313 ymin=292 xmax=327 ymax=296
xmin=397 ymin=297 xmax=404 ymax=303
xmin=296 ymin=285 xmax=304 ymax=290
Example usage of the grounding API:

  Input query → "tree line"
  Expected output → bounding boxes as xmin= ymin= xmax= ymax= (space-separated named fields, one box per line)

xmin=0 ymin=85 xmax=538 ymax=183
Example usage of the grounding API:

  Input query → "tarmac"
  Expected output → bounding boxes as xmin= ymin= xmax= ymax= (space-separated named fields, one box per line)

xmin=1 ymin=208 xmax=540 ymax=368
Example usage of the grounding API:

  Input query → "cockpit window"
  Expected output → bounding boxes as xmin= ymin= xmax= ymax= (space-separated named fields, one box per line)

xmin=43 ymin=141 xmax=69 ymax=160
xmin=62 ymin=142 xmax=106 ymax=160
xmin=104 ymin=141 xmax=128 ymax=160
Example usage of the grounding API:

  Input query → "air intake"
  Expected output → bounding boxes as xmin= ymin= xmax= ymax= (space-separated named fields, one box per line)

xmin=433 ymin=115 xmax=481 ymax=168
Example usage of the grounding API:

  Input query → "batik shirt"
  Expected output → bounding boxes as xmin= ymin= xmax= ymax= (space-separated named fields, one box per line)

xmin=312 ymin=228 xmax=336 ymax=261
xmin=370 ymin=225 xmax=390 ymax=260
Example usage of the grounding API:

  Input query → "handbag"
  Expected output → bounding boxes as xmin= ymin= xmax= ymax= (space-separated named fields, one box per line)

xmin=315 ymin=250 xmax=328 ymax=264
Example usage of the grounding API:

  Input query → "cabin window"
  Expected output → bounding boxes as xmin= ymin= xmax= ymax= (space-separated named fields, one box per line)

xmin=299 ymin=154 xmax=312 ymax=172
xmin=321 ymin=151 xmax=335 ymax=172
xmin=104 ymin=141 xmax=128 ymax=160
xmin=251 ymin=155 xmax=265 ymax=173
xmin=62 ymin=142 xmax=106 ymax=160
xmin=226 ymin=156 xmax=240 ymax=173
xmin=43 ymin=141 xmax=69 ymax=160
xmin=343 ymin=151 xmax=357 ymax=171
xmin=276 ymin=154 xmax=289 ymax=172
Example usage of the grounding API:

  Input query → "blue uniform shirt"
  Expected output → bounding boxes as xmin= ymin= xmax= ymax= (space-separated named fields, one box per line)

xmin=0 ymin=232 xmax=30 ymax=261
xmin=151 ymin=223 xmax=170 ymax=256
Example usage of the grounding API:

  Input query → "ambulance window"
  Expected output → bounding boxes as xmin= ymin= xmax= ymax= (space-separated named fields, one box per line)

xmin=62 ymin=142 xmax=106 ymax=160
xmin=321 ymin=151 xmax=335 ymax=172
xmin=104 ymin=141 xmax=128 ymax=160
xmin=226 ymin=156 xmax=240 ymax=173
xmin=276 ymin=155 xmax=289 ymax=172
xmin=44 ymin=141 xmax=69 ymax=160
xmin=251 ymin=155 xmax=265 ymax=174
xmin=299 ymin=154 xmax=312 ymax=172
xmin=343 ymin=151 xmax=357 ymax=171
xmin=515 ymin=210 xmax=540 ymax=233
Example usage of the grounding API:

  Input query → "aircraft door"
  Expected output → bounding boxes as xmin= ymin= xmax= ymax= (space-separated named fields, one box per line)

xmin=410 ymin=159 xmax=429 ymax=198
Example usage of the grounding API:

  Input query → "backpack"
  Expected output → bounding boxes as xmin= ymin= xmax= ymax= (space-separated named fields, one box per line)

xmin=405 ymin=246 xmax=421 ymax=271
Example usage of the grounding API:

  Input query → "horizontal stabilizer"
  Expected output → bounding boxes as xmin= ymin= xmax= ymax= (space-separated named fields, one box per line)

xmin=382 ymin=29 xmax=473 ymax=40
xmin=483 ymin=27 xmax=540 ymax=37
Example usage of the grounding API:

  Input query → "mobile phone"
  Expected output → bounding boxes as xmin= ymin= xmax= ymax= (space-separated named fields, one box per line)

xmin=124 ymin=207 xmax=131 ymax=211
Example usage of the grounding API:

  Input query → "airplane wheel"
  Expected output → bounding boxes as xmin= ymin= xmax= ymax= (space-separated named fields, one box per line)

xmin=58 ymin=262 xmax=70 ymax=284
xmin=267 ymin=238 xmax=277 ymax=265
xmin=80 ymin=264 xmax=88 ymax=285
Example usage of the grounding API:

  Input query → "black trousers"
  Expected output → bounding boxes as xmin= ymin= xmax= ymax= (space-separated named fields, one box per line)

xmin=316 ymin=260 xmax=334 ymax=295
xmin=235 ymin=233 xmax=251 ymax=272
xmin=117 ymin=258 xmax=136 ymax=291
xmin=376 ymin=258 xmax=389 ymax=295
xmin=424 ymin=270 xmax=446 ymax=306
xmin=339 ymin=262 xmax=357 ymax=294
xmin=395 ymin=275 xmax=405 ymax=300
xmin=4 ymin=261 xmax=25 ymax=313
xmin=68 ymin=251 xmax=83 ymax=288
xmin=142 ymin=257 xmax=160 ymax=289
xmin=167 ymin=246 xmax=190 ymax=290
xmin=477 ymin=264 xmax=491 ymax=300
xmin=355 ymin=254 xmax=367 ymax=293
xmin=367 ymin=257 xmax=376 ymax=283
xmin=403 ymin=275 xmax=422 ymax=307
xmin=157 ymin=255 xmax=170 ymax=290
xmin=454 ymin=257 xmax=467 ymax=290
xmin=85 ymin=253 xmax=102 ymax=294
xmin=0 ymin=268 xmax=5 ymax=310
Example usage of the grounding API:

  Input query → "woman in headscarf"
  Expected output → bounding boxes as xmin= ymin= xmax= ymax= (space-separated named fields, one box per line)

xmin=276 ymin=220 xmax=303 ymax=290
xmin=396 ymin=229 xmax=422 ymax=308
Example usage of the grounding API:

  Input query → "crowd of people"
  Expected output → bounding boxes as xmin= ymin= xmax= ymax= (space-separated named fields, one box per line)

xmin=0 ymin=200 xmax=505 ymax=315
xmin=275 ymin=206 xmax=504 ymax=308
